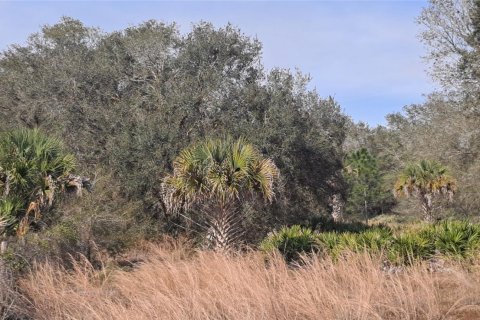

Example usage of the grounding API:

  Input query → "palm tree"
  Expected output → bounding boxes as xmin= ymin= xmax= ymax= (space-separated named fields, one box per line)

xmin=394 ymin=160 xmax=456 ymax=222
xmin=0 ymin=129 xmax=90 ymax=237
xmin=161 ymin=137 xmax=279 ymax=250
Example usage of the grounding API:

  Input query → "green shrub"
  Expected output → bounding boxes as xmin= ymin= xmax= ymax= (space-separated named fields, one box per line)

xmin=260 ymin=225 xmax=318 ymax=261
xmin=389 ymin=233 xmax=434 ymax=265
xmin=316 ymin=232 xmax=342 ymax=257
xmin=354 ymin=228 xmax=392 ymax=253
xmin=432 ymin=221 xmax=480 ymax=259
xmin=261 ymin=220 xmax=480 ymax=264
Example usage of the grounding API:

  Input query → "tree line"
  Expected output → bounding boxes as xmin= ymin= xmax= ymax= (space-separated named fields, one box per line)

xmin=0 ymin=0 xmax=479 ymax=257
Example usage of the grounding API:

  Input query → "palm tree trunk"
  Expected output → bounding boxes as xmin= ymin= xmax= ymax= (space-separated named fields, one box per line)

xmin=364 ymin=188 xmax=369 ymax=224
xmin=207 ymin=200 xmax=243 ymax=251
xmin=421 ymin=193 xmax=434 ymax=222
xmin=2 ymin=174 xmax=10 ymax=198
xmin=330 ymin=194 xmax=344 ymax=222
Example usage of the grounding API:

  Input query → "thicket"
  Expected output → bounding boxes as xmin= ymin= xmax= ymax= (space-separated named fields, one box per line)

xmin=0 ymin=18 xmax=348 ymax=253
xmin=0 ymin=0 xmax=479 ymax=271
xmin=2 ymin=1 xmax=480 ymax=318
xmin=261 ymin=221 xmax=480 ymax=264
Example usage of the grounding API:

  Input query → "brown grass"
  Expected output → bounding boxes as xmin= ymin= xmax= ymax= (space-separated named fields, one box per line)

xmin=18 ymin=242 xmax=480 ymax=320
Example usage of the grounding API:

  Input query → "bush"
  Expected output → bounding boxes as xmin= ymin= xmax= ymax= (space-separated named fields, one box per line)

xmin=431 ymin=221 xmax=480 ymax=259
xmin=262 ymin=220 xmax=480 ymax=264
xmin=351 ymin=228 xmax=392 ymax=253
xmin=316 ymin=232 xmax=342 ymax=257
xmin=389 ymin=233 xmax=434 ymax=265
xmin=260 ymin=225 xmax=318 ymax=261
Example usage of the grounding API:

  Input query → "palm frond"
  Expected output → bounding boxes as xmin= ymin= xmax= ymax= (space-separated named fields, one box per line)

xmin=161 ymin=137 xmax=280 ymax=250
xmin=394 ymin=160 xmax=456 ymax=199
xmin=0 ymin=129 xmax=84 ymax=236
xmin=162 ymin=137 xmax=280 ymax=213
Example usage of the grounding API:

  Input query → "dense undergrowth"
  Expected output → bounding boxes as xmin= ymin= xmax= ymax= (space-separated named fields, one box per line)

xmin=261 ymin=220 xmax=480 ymax=264
xmin=2 ymin=2 xmax=480 ymax=318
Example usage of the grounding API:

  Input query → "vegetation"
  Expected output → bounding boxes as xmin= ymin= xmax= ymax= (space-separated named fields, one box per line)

xmin=262 ymin=221 xmax=480 ymax=264
xmin=260 ymin=225 xmax=317 ymax=261
xmin=162 ymin=137 xmax=279 ymax=250
xmin=16 ymin=242 xmax=480 ymax=320
xmin=2 ymin=0 xmax=480 ymax=318
xmin=344 ymin=149 xmax=391 ymax=221
xmin=345 ymin=0 xmax=480 ymax=219
xmin=0 ymin=18 xmax=347 ymax=242
xmin=394 ymin=160 xmax=457 ymax=222
xmin=0 ymin=129 xmax=89 ymax=237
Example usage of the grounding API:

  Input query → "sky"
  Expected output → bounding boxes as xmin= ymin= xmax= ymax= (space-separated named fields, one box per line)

xmin=0 ymin=0 xmax=436 ymax=126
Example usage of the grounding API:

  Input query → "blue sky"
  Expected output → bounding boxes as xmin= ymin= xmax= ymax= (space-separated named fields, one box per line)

xmin=0 ymin=1 xmax=435 ymax=126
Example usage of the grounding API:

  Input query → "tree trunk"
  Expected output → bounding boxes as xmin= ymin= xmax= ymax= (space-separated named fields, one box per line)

xmin=330 ymin=194 xmax=344 ymax=222
xmin=0 ymin=241 xmax=6 ymax=254
xmin=207 ymin=200 xmax=243 ymax=252
xmin=364 ymin=188 xmax=369 ymax=224
xmin=421 ymin=193 xmax=434 ymax=222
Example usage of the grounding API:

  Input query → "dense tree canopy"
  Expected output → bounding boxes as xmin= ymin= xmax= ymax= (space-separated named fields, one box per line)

xmin=0 ymin=18 xmax=349 ymax=242
xmin=2 ymin=4 xmax=478 ymax=249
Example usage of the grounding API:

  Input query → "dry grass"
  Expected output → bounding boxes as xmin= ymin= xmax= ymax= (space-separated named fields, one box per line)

xmin=18 ymin=242 xmax=480 ymax=320
xmin=1 ymin=257 xmax=30 ymax=320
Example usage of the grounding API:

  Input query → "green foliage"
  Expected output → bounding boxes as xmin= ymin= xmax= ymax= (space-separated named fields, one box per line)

xmin=0 ymin=198 xmax=21 ymax=231
xmin=260 ymin=225 xmax=318 ymax=261
xmin=163 ymin=137 xmax=280 ymax=250
xmin=394 ymin=160 xmax=456 ymax=221
xmin=0 ymin=129 xmax=78 ymax=236
xmin=344 ymin=149 xmax=392 ymax=219
xmin=431 ymin=220 xmax=480 ymax=259
xmin=389 ymin=233 xmax=434 ymax=265
xmin=162 ymin=137 xmax=279 ymax=210
xmin=263 ymin=221 xmax=480 ymax=264
xmin=394 ymin=160 xmax=456 ymax=198
xmin=316 ymin=232 xmax=342 ymax=257
xmin=0 ymin=18 xmax=349 ymax=243
xmin=352 ymin=228 xmax=392 ymax=252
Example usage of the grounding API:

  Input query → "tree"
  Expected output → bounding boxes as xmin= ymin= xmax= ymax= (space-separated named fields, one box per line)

xmin=0 ymin=18 xmax=349 ymax=241
xmin=344 ymin=149 xmax=389 ymax=222
xmin=418 ymin=0 xmax=479 ymax=91
xmin=394 ymin=160 xmax=456 ymax=222
xmin=0 ymin=129 xmax=90 ymax=237
xmin=161 ymin=137 xmax=279 ymax=250
xmin=413 ymin=0 xmax=480 ymax=216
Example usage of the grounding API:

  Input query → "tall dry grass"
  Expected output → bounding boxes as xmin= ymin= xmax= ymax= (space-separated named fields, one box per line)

xmin=19 ymin=243 xmax=480 ymax=320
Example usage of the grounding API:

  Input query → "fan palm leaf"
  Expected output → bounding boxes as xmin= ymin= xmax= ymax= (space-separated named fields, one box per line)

xmin=0 ymin=129 xmax=85 ymax=236
xmin=394 ymin=160 xmax=456 ymax=221
xmin=162 ymin=137 xmax=279 ymax=250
